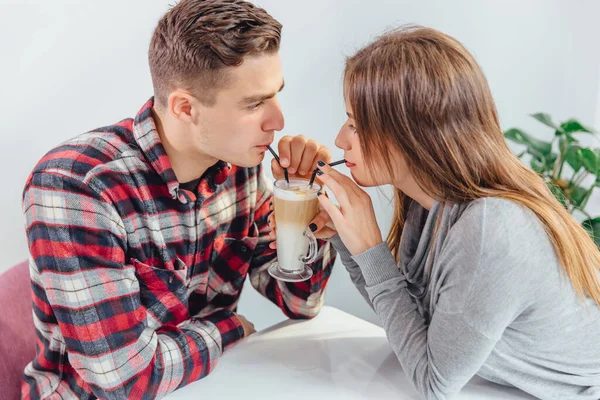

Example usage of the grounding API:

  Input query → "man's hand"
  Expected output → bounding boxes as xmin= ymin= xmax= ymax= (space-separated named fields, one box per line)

xmin=236 ymin=314 xmax=256 ymax=337
xmin=271 ymin=135 xmax=331 ymax=180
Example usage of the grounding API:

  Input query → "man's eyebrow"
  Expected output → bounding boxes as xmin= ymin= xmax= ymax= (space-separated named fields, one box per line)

xmin=239 ymin=80 xmax=285 ymax=105
xmin=346 ymin=111 xmax=354 ymax=119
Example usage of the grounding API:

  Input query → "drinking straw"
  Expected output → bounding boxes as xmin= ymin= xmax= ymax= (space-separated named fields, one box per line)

xmin=267 ymin=145 xmax=289 ymax=184
xmin=308 ymin=159 xmax=347 ymax=187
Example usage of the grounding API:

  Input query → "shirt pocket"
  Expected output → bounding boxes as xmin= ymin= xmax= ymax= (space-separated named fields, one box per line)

xmin=131 ymin=257 xmax=190 ymax=328
xmin=208 ymin=235 xmax=259 ymax=302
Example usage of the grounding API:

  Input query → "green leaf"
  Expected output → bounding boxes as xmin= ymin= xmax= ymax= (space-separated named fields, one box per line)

xmin=527 ymin=147 xmax=545 ymax=162
xmin=545 ymin=152 xmax=558 ymax=167
xmin=504 ymin=128 xmax=553 ymax=157
xmin=530 ymin=158 xmax=546 ymax=174
xmin=582 ymin=217 xmax=600 ymax=248
xmin=561 ymin=119 xmax=595 ymax=134
xmin=559 ymin=136 xmax=578 ymax=150
xmin=564 ymin=144 xmax=583 ymax=173
xmin=564 ymin=132 xmax=577 ymax=142
xmin=547 ymin=181 xmax=568 ymax=207
xmin=581 ymin=148 xmax=598 ymax=174
xmin=568 ymin=185 xmax=589 ymax=207
xmin=531 ymin=113 xmax=562 ymax=132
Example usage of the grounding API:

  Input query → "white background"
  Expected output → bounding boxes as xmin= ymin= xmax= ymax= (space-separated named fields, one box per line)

xmin=1 ymin=0 xmax=599 ymax=327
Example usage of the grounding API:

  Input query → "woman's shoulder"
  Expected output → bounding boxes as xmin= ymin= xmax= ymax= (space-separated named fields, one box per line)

xmin=437 ymin=197 xmax=562 ymax=321
xmin=459 ymin=197 xmax=548 ymax=240
xmin=463 ymin=196 xmax=534 ymax=218
xmin=443 ymin=196 xmax=557 ymax=273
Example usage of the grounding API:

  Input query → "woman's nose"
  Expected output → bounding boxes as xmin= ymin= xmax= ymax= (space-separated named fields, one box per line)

xmin=334 ymin=129 xmax=350 ymax=150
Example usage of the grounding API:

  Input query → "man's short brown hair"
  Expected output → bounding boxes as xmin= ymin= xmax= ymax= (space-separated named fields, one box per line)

xmin=149 ymin=0 xmax=282 ymax=108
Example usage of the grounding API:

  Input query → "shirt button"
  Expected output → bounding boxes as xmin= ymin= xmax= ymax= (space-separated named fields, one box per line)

xmin=201 ymin=250 xmax=205 ymax=257
xmin=169 ymin=276 xmax=174 ymax=283
xmin=240 ymin=245 xmax=247 ymax=253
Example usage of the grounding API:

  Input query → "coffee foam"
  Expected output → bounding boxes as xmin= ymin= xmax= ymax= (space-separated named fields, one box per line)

xmin=274 ymin=179 xmax=320 ymax=201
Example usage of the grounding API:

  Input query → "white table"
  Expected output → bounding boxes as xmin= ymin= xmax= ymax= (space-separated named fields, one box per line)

xmin=168 ymin=306 xmax=536 ymax=400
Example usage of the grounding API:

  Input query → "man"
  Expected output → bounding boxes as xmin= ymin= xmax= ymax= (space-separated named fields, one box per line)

xmin=21 ymin=0 xmax=336 ymax=398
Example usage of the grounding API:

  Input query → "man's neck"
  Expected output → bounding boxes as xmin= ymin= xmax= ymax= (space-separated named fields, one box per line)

xmin=152 ymin=108 xmax=218 ymax=183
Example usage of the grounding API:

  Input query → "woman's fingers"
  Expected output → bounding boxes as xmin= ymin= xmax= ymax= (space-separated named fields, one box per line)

xmin=316 ymin=192 xmax=344 ymax=227
xmin=314 ymin=226 xmax=338 ymax=239
xmin=317 ymin=161 xmax=362 ymax=197
xmin=309 ymin=209 xmax=337 ymax=239
xmin=316 ymin=173 xmax=350 ymax=210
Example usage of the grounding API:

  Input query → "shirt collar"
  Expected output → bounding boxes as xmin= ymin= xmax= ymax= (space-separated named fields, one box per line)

xmin=132 ymin=97 xmax=232 ymax=204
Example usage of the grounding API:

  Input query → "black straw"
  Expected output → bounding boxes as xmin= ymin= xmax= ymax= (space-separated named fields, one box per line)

xmin=308 ymin=159 xmax=346 ymax=187
xmin=327 ymin=159 xmax=347 ymax=168
xmin=267 ymin=145 xmax=289 ymax=184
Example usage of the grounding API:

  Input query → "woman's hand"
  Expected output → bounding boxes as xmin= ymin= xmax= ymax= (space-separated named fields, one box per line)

xmin=315 ymin=161 xmax=383 ymax=255
xmin=308 ymin=202 xmax=339 ymax=240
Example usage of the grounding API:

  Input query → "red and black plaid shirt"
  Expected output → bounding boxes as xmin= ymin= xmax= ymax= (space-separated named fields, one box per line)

xmin=21 ymin=98 xmax=336 ymax=399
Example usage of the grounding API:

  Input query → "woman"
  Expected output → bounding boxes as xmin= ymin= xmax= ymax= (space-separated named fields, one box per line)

xmin=312 ymin=26 xmax=600 ymax=399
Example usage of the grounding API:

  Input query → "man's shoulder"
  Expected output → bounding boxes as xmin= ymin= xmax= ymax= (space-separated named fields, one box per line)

xmin=28 ymin=118 xmax=138 ymax=183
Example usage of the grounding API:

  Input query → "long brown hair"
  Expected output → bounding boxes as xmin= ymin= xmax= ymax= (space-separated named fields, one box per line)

xmin=344 ymin=25 xmax=600 ymax=306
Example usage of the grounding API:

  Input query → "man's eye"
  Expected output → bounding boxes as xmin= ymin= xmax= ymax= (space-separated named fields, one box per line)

xmin=248 ymin=101 xmax=264 ymax=111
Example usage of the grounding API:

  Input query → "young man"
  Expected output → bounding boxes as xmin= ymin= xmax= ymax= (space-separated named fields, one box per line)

xmin=21 ymin=1 xmax=336 ymax=398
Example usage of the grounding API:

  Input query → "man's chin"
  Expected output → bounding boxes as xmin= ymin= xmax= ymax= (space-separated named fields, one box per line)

xmin=225 ymin=152 xmax=264 ymax=169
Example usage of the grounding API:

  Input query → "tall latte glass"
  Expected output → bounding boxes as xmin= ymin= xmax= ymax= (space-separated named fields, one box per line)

xmin=268 ymin=178 xmax=321 ymax=282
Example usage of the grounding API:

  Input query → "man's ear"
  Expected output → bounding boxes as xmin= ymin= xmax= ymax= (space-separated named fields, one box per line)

xmin=167 ymin=90 xmax=199 ymax=124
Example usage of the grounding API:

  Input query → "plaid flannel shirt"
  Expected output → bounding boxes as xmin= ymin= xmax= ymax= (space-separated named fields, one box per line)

xmin=21 ymin=98 xmax=336 ymax=399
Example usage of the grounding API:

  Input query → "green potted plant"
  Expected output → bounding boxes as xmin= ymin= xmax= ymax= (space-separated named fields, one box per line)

xmin=504 ymin=113 xmax=600 ymax=247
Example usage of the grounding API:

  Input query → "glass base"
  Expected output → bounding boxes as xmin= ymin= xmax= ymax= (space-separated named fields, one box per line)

xmin=268 ymin=262 xmax=313 ymax=282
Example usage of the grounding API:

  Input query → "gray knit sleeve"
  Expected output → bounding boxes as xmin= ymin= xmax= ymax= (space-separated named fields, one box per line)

xmin=329 ymin=235 xmax=374 ymax=310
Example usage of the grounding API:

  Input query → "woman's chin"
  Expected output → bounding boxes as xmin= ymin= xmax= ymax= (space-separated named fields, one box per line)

xmin=350 ymin=172 xmax=374 ymax=187
xmin=351 ymin=171 xmax=392 ymax=188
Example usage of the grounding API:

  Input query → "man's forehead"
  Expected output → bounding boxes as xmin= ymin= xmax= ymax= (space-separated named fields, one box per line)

xmin=236 ymin=80 xmax=285 ymax=104
xmin=231 ymin=53 xmax=281 ymax=84
xmin=213 ymin=53 xmax=283 ymax=103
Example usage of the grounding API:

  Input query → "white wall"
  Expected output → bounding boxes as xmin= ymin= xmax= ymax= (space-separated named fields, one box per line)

xmin=1 ymin=0 xmax=599 ymax=328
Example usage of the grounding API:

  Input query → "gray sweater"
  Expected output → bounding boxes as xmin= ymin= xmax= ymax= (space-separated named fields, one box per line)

xmin=330 ymin=197 xmax=600 ymax=400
